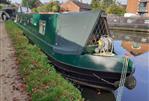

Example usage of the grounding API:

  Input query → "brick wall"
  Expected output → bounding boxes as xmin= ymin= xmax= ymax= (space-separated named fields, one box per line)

xmin=147 ymin=1 xmax=149 ymax=16
xmin=127 ymin=0 xmax=149 ymax=16
xmin=61 ymin=1 xmax=80 ymax=12
xmin=126 ymin=0 xmax=138 ymax=14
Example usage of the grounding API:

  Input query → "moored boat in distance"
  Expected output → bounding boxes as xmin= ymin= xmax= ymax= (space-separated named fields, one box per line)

xmin=15 ymin=11 xmax=135 ymax=91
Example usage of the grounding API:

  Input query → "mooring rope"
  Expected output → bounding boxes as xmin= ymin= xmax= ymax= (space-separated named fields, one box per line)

xmin=116 ymin=57 xmax=129 ymax=101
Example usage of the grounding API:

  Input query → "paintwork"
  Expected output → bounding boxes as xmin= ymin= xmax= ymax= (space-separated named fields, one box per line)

xmin=15 ymin=11 xmax=134 ymax=74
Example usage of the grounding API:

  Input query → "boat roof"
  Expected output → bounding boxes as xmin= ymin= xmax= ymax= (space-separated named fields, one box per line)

xmin=55 ymin=11 xmax=103 ymax=55
xmin=57 ymin=11 xmax=101 ymax=46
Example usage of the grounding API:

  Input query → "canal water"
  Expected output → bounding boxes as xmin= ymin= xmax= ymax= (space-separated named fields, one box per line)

xmin=81 ymin=30 xmax=149 ymax=101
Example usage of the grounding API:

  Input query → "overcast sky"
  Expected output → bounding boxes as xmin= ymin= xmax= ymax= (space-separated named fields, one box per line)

xmin=10 ymin=0 xmax=127 ymax=4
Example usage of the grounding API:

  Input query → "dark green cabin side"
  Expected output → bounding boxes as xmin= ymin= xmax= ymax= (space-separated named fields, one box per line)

xmin=18 ymin=13 xmax=58 ymax=45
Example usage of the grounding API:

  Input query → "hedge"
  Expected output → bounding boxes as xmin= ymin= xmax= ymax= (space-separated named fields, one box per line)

xmin=5 ymin=21 xmax=83 ymax=101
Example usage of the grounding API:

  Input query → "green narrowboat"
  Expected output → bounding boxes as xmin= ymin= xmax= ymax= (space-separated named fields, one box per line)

xmin=15 ymin=11 xmax=135 ymax=91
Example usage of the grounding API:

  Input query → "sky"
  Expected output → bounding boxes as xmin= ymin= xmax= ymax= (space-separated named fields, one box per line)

xmin=10 ymin=0 xmax=127 ymax=4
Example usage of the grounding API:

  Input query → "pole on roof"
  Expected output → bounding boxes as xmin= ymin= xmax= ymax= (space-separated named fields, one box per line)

xmin=20 ymin=4 xmax=23 ymax=13
xmin=27 ymin=0 xmax=29 ymax=12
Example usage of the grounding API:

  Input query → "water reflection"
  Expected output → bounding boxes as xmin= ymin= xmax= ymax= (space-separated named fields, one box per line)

xmin=114 ymin=40 xmax=149 ymax=56
xmin=113 ymin=30 xmax=149 ymax=56
xmin=113 ymin=30 xmax=149 ymax=101
xmin=121 ymin=52 xmax=149 ymax=101
xmin=81 ymin=30 xmax=149 ymax=101
xmin=122 ymin=41 xmax=149 ymax=56
xmin=81 ymin=86 xmax=115 ymax=101
xmin=111 ymin=30 xmax=149 ymax=43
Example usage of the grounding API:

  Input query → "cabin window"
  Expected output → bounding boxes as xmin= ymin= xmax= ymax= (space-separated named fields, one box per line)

xmin=39 ymin=20 xmax=46 ymax=35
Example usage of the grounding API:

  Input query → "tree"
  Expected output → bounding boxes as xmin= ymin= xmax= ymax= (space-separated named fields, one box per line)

xmin=106 ymin=4 xmax=126 ymax=15
xmin=0 ymin=5 xmax=3 ymax=10
xmin=91 ymin=0 xmax=106 ymax=11
xmin=22 ymin=0 xmax=41 ymax=9
xmin=51 ymin=2 xmax=60 ymax=12
xmin=91 ymin=0 xmax=126 ymax=16
xmin=22 ymin=0 xmax=28 ymax=7
xmin=32 ymin=1 xmax=61 ymax=13
xmin=32 ymin=8 xmax=38 ymax=12
xmin=91 ymin=0 xmax=115 ymax=11
xmin=102 ymin=0 xmax=114 ymax=8
xmin=91 ymin=0 xmax=99 ymax=10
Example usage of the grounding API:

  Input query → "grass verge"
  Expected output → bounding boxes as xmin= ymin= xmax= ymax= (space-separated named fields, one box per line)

xmin=5 ymin=20 xmax=83 ymax=101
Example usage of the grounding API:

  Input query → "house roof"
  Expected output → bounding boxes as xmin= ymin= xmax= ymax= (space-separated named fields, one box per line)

xmin=64 ymin=0 xmax=91 ymax=10
xmin=72 ymin=0 xmax=91 ymax=9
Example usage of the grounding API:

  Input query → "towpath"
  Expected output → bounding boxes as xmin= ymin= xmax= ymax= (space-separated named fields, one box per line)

xmin=0 ymin=21 xmax=29 ymax=101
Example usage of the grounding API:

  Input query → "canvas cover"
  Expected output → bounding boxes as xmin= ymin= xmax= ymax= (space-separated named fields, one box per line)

xmin=54 ymin=11 xmax=101 ymax=55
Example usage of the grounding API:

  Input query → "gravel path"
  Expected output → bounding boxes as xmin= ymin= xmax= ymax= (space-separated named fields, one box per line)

xmin=0 ymin=21 xmax=29 ymax=101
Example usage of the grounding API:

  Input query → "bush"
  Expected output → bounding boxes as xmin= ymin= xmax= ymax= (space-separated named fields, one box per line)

xmin=106 ymin=4 xmax=126 ymax=16
xmin=32 ymin=1 xmax=61 ymax=13
xmin=32 ymin=8 xmax=38 ymax=13
xmin=91 ymin=0 xmax=126 ymax=16
xmin=0 ymin=5 xmax=3 ymax=10
xmin=5 ymin=21 xmax=83 ymax=101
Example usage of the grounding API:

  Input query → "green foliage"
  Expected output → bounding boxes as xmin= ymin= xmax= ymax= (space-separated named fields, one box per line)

xmin=102 ymin=0 xmax=114 ymax=8
xmin=5 ymin=21 xmax=83 ymax=101
xmin=91 ymin=0 xmax=114 ymax=10
xmin=0 ymin=5 xmax=2 ymax=10
xmin=106 ymin=4 xmax=126 ymax=15
xmin=22 ymin=0 xmax=29 ymax=7
xmin=32 ymin=1 xmax=61 ymax=13
xmin=91 ymin=0 xmax=126 ymax=15
xmin=22 ymin=0 xmax=37 ymax=9
xmin=51 ymin=4 xmax=60 ymax=12
xmin=32 ymin=8 xmax=38 ymax=13
xmin=91 ymin=0 xmax=102 ymax=10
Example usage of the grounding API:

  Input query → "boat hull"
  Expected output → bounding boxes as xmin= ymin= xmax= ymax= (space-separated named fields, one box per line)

xmin=17 ymin=21 xmax=134 ymax=91
xmin=48 ymin=55 xmax=133 ymax=91
xmin=15 ymin=12 xmax=135 ymax=91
